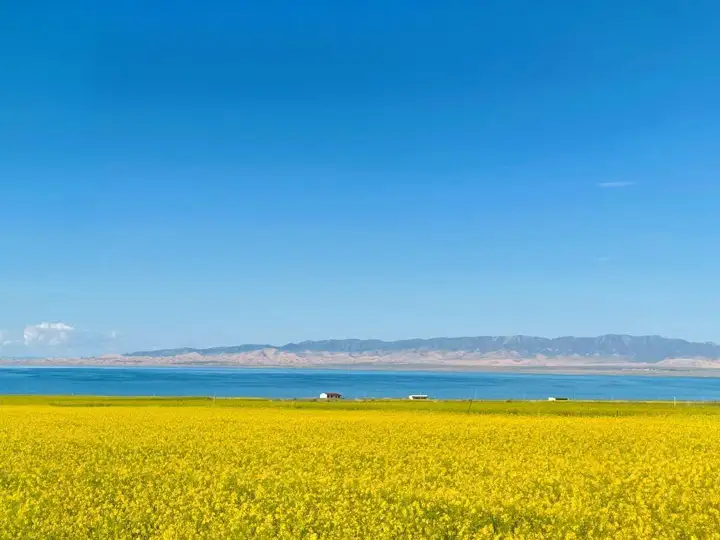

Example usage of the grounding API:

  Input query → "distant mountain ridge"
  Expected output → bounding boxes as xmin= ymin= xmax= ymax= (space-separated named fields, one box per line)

xmin=126 ymin=334 xmax=720 ymax=362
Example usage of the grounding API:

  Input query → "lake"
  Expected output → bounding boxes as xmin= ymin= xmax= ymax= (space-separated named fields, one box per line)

xmin=1 ymin=367 xmax=719 ymax=400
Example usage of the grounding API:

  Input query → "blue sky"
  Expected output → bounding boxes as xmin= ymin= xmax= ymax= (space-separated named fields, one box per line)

xmin=1 ymin=1 xmax=720 ymax=354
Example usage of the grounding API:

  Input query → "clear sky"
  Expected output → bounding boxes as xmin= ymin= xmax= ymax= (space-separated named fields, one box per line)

xmin=1 ymin=1 xmax=720 ymax=354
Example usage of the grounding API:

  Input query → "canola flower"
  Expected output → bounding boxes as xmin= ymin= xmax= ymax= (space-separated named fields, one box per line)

xmin=1 ymin=402 xmax=720 ymax=539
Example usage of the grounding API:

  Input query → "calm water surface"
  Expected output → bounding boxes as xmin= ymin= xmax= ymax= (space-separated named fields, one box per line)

xmin=1 ymin=367 xmax=719 ymax=400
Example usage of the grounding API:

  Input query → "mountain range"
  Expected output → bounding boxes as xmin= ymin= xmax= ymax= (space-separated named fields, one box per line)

xmin=126 ymin=334 xmax=720 ymax=362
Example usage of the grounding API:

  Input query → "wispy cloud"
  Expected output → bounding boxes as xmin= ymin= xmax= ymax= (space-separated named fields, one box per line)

xmin=0 ymin=330 xmax=12 ymax=346
xmin=24 ymin=322 xmax=75 ymax=346
xmin=1 ymin=322 xmax=123 ymax=357
xmin=597 ymin=181 xmax=636 ymax=189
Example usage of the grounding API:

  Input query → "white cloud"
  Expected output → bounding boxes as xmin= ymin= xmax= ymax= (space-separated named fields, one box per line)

xmin=1 ymin=322 xmax=122 ymax=357
xmin=597 ymin=181 xmax=636 ymax=189
xmin=0 ymin=330 xmax=13 ymax=347
xmin=24 ymin=322 xmax=76 ymax=346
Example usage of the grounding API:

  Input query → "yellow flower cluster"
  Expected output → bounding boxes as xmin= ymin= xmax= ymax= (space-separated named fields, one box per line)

xmin=1 ymin=403 xmax=719 ymax=539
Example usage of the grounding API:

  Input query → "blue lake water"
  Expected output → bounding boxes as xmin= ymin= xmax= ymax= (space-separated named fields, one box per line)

xmin=1 ymin=367 xmax=719 ymax=400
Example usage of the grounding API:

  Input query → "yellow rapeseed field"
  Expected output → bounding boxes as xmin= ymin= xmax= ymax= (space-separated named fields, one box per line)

xmin=1 ymin=401 xmax=720 ymax=539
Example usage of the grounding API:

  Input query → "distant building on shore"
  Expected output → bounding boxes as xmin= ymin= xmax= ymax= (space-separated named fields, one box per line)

xmin=319 ymin=392 xmax=342 ymax=399
xmin=548 ymin=396 xmax=569 ymax=401
xmin=408 ymin=394 xmax=429 ymax=400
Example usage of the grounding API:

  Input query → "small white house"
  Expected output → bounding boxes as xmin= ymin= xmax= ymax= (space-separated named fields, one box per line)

xmin=408 ymin=394 xmax=429 ymax=400
xmin=319 ymin=392 xmax=342 ymax=399
xmin=548 ymin=396 xmax=569 ymax=401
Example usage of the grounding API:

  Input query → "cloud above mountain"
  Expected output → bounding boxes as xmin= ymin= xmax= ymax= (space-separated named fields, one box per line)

xmin=23 ymin=322 xmax=76 ymax=346
xmin=0 ymin=322 xmax=122 ymax=357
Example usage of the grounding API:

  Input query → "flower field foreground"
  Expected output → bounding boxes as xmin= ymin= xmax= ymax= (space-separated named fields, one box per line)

xmin=1 ymin=400 xmax=720 ymax=539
